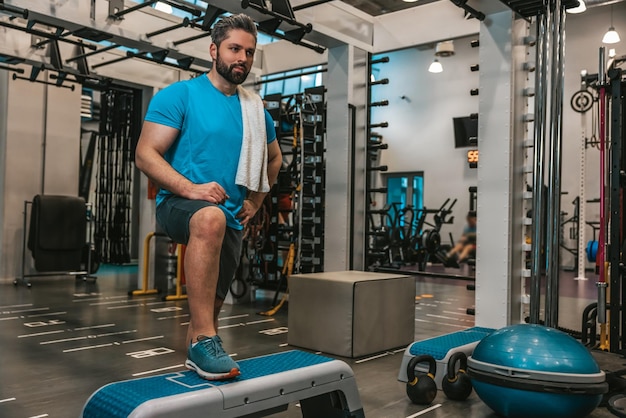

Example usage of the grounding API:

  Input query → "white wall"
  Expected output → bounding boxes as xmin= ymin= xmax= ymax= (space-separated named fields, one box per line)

xmin=373 ymin=1 xmax=479 ymax=53
xmin=559 ymin=3 xmax=626 ymax=268
xmin=370 ymin=35 xmax=480 ymax=240
xmin=0 ymin=73 xmax=81 ymax=281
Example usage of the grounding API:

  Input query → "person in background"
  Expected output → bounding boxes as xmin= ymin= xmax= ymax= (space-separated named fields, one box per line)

xmin=445 ymin=211 xmax=477 ymax=267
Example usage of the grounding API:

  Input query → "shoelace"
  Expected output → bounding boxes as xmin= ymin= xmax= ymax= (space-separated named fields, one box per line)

xmin=197 ymin=335 xmax=227 ymax=357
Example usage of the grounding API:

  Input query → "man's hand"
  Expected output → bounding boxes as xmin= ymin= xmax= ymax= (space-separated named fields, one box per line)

xmin=186 ymin=182 xmax=229 ymax=204
xmin=237 ymin=199 xmax=260 ymax=226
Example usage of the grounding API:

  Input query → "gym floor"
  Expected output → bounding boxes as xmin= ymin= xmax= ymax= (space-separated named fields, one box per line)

xmin=0 ymin=266 xmax=621 ymax=418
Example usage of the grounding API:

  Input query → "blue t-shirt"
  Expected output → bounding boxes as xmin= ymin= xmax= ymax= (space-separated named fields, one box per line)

xmin=145 ymin=74 xmax=277 ymax=230
xmin=463 ymin=225 xmax=477 ymax=236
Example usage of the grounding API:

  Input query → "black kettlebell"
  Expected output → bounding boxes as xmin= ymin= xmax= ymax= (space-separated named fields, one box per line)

xmin=406 ymin=355 xmax=437 ymax=405
xmin=442 ymin=352 xmax=472 ymax=401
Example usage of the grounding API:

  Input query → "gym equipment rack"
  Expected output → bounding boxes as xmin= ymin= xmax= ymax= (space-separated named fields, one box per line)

xmin=94 ymin=87 xmax=140 ymax=265
xmin=293 ymin=86 xmax=326 ymax=274
xmin=245 ymin=86 xmax=327 ymax=290
xmin=365 ymin=54 xmax=390 ymax=270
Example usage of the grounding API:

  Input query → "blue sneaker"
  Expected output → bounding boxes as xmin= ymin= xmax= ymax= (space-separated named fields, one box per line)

xmin=185 ymin=335 xmax=240 ymax=380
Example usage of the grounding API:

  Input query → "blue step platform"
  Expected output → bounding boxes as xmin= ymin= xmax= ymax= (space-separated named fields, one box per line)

xmin=398 ymin=326 xmax=495 ymax=389
xmin=82 ymin=350 xmax=364 ymax=418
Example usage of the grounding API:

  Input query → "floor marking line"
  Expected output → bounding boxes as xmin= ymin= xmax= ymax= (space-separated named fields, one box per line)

xmin=18 ymin=330 xmax=66 ymax=338
xmin=180 ymin=321 xmax=190 ymax=326
xmin=107 ymin=304 xmax=145 ymax=310
xmin=157 ymin=314 xmax=189 ymax=320
xmin=415 ymin=318 xmax=469 ymax=329
xmin=122 ymin=335 xmax=164 ymax=344
xmin=0 ymin=398 xmax=16 ymax=403
xmin=355 ymin=352 xmax=389 ymax=364
xmin=89 ymin=300 xmax=135 ymax=306
xmin=74 ymin=296 xmax=127 ymax=303
xmin=393 ymin=348 xmax=406 ymax=353
xmin=246 ymin=319 xmax=275 ymax=325
xmin=426 ymin=314 xmax=472 ymax=322
xmin=28 ymin=414 xmax=49 ymax=418
xmin=442 ymin=310 xmax=470 ymax=316
xmin=9 ymin=307 xmax=50 ymax=314
xmin=41 ymin=336 xmax=89 ymax=345
xmin=132 ymin=364 xmax=184 ymax=377
xmin=406 ymin=403 xmax=442 ymax=417
xmin=279 ymin=343 xmax=289 ymax=347
xmin=145 ymin=301 xmax=168 ymax=306
xmin=218 ymin=323 xmax=244 ymax=329
xmin=27 ymin=311 xmax=67 ymax=318
xmin=0 ymin=316 xmax=19 ymax=321
xmin=0 ymin=303 xmax=32 ymax=309
xmin=63 ymin=343 xmax=113 ymax=353
xmin=74 ymin=324 xmax=116 ymax=331
xmin=95 ymin=330 xmax=137 ymax=338
xmin=219 ymin=314 xmax=250 ymax=321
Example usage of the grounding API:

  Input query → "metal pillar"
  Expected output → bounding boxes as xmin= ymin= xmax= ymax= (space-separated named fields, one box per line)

xmin=529 ymin=11 xmax=548 ymax=325
xmin=609 ymin=69 xmax=623 ymax=352
xmin=324 ymin=44 xmax=368 ymax=271
xmin=529 ymin=0 xmax=567 ymax=328
xmin=544 ymin=0 xmax=566 ymax=329
xmin=575 ymin=72 xmax=588 ymax=281
xmin=0 ymin=71 xmax=7 ymax=277
xmin=475 ymin=11 xmax=527 ymax=328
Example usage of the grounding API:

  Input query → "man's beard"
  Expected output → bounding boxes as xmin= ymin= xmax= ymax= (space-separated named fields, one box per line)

xmin=215 ymin=51 xmax=249 ymax=85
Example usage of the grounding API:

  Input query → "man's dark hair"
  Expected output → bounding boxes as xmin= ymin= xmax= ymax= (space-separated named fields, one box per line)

xmin=467 ymin=211 xmax=477 ymax=218
xmin=211 ymin=14 xmax=258 ymax=48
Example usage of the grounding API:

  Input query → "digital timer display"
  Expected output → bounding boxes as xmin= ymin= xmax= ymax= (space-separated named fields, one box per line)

xmin=467 ymin=149 xmax=478 ymax=168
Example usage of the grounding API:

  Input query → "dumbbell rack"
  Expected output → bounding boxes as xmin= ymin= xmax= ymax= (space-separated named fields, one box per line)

xmin=262 ymin=88 xmax=326 ymax=276
xmin=293 ymin=86 xmax=326 ymax=274
xmin=365 ymin=55 xmax=390 ymax=270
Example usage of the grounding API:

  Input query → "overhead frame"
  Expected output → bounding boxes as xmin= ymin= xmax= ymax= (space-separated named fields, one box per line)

xmin=499 ymin=0 xmax=580 ymax=17
xmin=0 ymin=0 xmax=325 ymax=88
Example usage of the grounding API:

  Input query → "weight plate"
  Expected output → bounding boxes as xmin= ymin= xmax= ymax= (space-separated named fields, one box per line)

xmin=570 ymin=90 xmax=594 ymax=113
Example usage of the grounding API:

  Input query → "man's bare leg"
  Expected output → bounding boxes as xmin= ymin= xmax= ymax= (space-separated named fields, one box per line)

xmin=185 ymin=206 xmax=225 ymax=344
xmin=214 ymin=298 xmax=225 ymax=333
xmin=183 ymin=206 xmax=239 ymax=380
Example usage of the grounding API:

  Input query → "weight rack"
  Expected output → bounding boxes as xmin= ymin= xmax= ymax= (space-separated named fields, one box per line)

xmin=365 ymin=54 xmax=390 ymax=270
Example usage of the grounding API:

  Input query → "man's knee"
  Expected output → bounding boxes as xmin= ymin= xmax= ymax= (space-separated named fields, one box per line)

xmin=190 ymin=206 xmax=226 ymax=240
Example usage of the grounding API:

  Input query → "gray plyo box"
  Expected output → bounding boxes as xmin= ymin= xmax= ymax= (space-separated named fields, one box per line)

xmin=288 ymin=271 xmax=415 ymax=358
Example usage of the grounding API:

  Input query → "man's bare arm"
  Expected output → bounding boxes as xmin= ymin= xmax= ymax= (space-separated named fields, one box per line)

xmin=135 ymin=121 xmax=228 ymax=203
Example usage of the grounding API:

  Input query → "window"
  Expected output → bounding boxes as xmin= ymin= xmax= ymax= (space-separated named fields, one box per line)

xmin=385 ymin=172 xmax=424 ymax=235
xmin=260 ymin=66 xmax=324 ymax=98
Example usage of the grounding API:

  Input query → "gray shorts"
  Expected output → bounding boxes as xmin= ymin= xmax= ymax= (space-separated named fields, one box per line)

xmin=156 ymin=195 xmax=244 ymax=300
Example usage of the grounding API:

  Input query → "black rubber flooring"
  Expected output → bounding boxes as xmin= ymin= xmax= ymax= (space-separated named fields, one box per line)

xmin=0 ymin=265 xmax=622 ymax=418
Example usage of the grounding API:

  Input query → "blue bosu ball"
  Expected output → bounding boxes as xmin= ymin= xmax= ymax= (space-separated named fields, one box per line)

xmin=468 ymin=324 xmax=608 ymax=418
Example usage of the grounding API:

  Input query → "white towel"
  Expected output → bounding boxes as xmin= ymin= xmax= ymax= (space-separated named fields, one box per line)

xmin=235 ymin=86 xmax=270 ymax=193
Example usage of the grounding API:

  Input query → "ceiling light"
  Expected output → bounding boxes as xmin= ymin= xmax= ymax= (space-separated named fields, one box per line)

xmin=154 ymin=2 xmax=173 ymax=14
xmin=602 ymin=5 xmax=621 ymax=44
xmin=603 ymin=27 xmax=621 ymax=44
xmin=567 ymin=0 xmax=586 ymax=14
xmin=435 ymin=41 xmax=455 ymax=57
xmin=428 ymin=59 xmax=443 ymax=73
